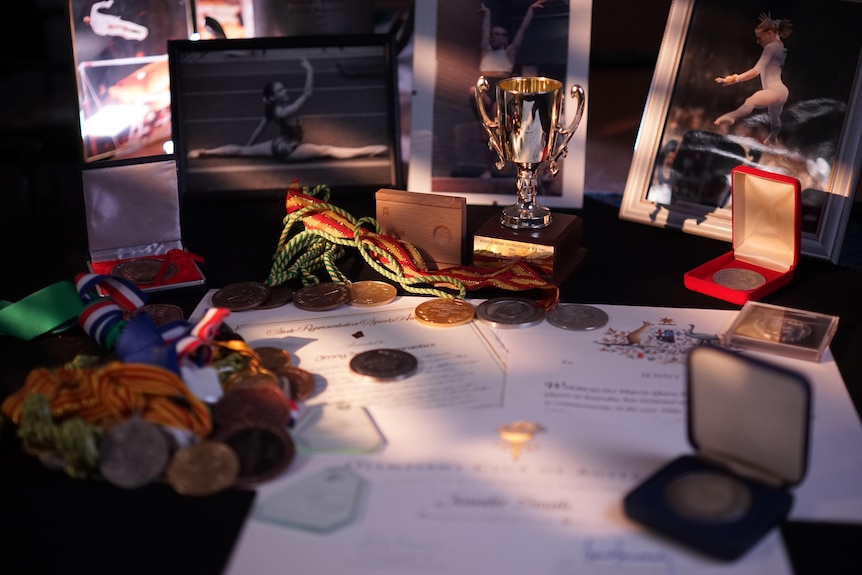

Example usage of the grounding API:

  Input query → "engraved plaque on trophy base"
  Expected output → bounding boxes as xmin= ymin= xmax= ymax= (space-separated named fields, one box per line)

xmin=472 ymin=212 xmax=587 ymax=285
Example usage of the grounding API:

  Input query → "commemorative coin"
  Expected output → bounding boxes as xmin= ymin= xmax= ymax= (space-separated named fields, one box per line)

xmin=547 ymin=303 xmax=609 ymax=331
xmin=254 ymin=284 xmax=294 ymax=310
xmin=293 ymin=282 xmax=351 ymax=311
xmin=349 ymin=280 xmax=398 ymax=307
xmin=712 ymin=268 xmax=766 ymax=291
xmin=753 ymin=316 xmax=813 ymax=344
xmin=166 ymin=441 xmax=240 ymax=497
xmin=349 ymin=348 xmax=418 ymax=382
xmin=664 ymin=471 xmax=752 ymax=523
xmin=414 ymin=298 xmax=475 ymax=327
xmin=211 ymin=281 xmax=271 ymax=311
xmin=112 ymin=258 xmax=177 ymax=285
xmin=476 ymin=296 xmax=545 ymax=329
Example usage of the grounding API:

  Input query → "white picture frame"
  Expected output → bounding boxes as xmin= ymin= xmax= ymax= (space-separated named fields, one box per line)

xmin=409 ymin=0 xmax=592 ymax=208
xmin=69 ymin=0 xmax=194 ymax=162
xmin=619 ymin=0 xmax=862 ymax=263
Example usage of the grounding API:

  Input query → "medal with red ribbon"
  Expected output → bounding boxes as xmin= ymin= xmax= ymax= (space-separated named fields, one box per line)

xmin=267 ymin=184 xmax=560 ymax=308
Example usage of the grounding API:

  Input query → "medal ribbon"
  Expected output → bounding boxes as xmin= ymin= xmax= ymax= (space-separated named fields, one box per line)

xmin=1 ymin=361 xmax=213 ymax=437
xmin=268 ymin=186 xmax=560 ymax=308
xmin=74 ymin=272 xmax=231 ymax=373
xmin=0 ymin=281 xmax=85 ymax=340
xmin=75 ymin=273 xmax=148 ymax=349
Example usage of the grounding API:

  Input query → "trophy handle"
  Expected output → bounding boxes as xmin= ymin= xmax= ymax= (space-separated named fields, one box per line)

xmin=549 ymin=84 xmax=586 ymax=174
xmin=475 ymin=76 xmax=505 ymax=169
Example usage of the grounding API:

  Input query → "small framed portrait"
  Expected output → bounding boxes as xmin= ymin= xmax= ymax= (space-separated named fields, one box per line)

xmin=409 ymin=0 xmax=592 ymax=208
xmin=69 ymin=0 xmax=193 ymax=161
xmin=619 ymin=0 xmax=862 ymax=263
xmin=168 ymin=34 xmax=403 ymax=198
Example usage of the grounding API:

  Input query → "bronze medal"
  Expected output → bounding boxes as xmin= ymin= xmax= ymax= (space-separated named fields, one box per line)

xmin=166 ymin=441 xmax=240 ymax=496
xmin=349 ymin=348 xmax=418 ymax=381
xmin=254 ymin=346 xmax=292 ymax=373
xmin=254 ymin=284 xmax=295 ymax=310
xmin=222 ymin=369 xmax=280 ymax=393
xmin=214 ymin=423 xmax=296 ymax=486
xmin=275 ymin=365 xmax=317 ymax=401
xmin=135 ymin=303 xmax=185 ymax=326
xmin=211 ymin=281 xmax=271 ymax=311
xmin=213 ymin=384 xmax=295 ymax=429
xmin=293 ymin=282 xmax=351 ymax=311
xmin=112 ymin=258 xmax=177 ymax=285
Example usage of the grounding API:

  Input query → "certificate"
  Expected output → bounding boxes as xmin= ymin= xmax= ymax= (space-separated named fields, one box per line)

xmin=501 ymin=303 xmax=862 ymax=523
xmin=225 ymin=407 xmax=793 ymax=575
xmin=228 ymin=299 xmax=507 ymax=410
xmin=502 ymin=304 xmax=735 ymax=420
xmin=188 ymin=293 xmax=862 ymax=570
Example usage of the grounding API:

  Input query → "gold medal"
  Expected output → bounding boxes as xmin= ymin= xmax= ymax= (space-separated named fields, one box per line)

xmin=414 ymin=298 xmax=475 ymax=327
xmin=348 ymin=280 xmax=398 ymax=307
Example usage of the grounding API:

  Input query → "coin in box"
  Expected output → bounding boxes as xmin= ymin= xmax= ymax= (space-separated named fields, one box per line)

xmin=683 ymin=166 xmax=801 ymax=305
xmin=624 ymin=346 xmax=811 ymax=561
xmin=723 ymin=301 xmax=839 ymax=362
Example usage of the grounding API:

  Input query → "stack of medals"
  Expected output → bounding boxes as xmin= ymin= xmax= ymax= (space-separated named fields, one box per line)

xmin=0 ymin=275 xmax=321 ymax=497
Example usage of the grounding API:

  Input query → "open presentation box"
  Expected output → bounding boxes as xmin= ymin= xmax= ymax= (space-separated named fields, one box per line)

xmin=684 ymin=166 xmax=801 ymax=305
xmin=82 ymin=156 xmax=205 ymax=293
xmin=624 ymin=346 xmax=811 ymax=560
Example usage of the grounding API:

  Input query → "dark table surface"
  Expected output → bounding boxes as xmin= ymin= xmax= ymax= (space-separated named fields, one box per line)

xmin=2 ymin=189 xmax=862 ymax=574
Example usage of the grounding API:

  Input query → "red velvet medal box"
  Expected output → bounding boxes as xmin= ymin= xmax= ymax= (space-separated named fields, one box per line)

xmin=684 ymin=166 xmax=801 ymax=305
xmin=82 ymin=156 xmax=205 ymax=293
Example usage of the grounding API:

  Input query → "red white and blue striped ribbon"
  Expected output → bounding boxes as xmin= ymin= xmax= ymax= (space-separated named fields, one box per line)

xmin=75 ymin=272 xmax=147 ymax=348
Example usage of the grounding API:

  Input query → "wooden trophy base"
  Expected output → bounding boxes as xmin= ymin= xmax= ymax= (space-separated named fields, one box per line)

xmin=472 ymin=211 xmax=588 ymax=285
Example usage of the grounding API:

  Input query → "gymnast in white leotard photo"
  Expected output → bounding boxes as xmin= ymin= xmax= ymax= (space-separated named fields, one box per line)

xmin=714 ymin=13 xmax=793 ymax=144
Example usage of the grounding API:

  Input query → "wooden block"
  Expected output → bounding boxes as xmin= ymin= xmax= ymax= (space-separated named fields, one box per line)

xmin=375 ymin=189 xmax=466 ymax=269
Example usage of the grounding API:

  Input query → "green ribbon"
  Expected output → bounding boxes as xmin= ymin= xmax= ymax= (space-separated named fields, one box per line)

xmin=0 ymin=281 xmax=85 ymax=340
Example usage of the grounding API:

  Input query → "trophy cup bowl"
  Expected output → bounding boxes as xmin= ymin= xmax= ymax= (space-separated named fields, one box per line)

xmin=475 ymin=76 xmax=585 ymax=229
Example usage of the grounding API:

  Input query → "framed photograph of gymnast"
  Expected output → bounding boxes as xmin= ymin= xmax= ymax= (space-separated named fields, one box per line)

xmin=619 ymin=0 xmax=862 ymax=263
xmin=69 ymin=0 xmax=194 ymax=162
xmin=168 ymin=34 xmax=403 ymax=198
xmin=408 ymin=0 xmax=592 ymax=208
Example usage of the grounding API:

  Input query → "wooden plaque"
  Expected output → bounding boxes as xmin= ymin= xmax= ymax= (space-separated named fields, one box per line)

xmin=375 ymin=189 xmax=467 ymax=269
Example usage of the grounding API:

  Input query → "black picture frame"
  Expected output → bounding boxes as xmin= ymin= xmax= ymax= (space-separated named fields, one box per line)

xmin=619 ymin=0 xmax=862 ymax=263
xmin=168 ymin=34 xmax=403 ymax=199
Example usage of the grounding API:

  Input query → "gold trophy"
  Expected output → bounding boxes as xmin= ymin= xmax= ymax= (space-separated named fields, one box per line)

xmin=473 ymin=76 xmax=587 ymax=283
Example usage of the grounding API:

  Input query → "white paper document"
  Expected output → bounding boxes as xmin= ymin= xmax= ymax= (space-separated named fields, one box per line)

xmin=227 ymin=408 xmax=793 ymax=575
xmin=499 ymin=303 xmax=862 ymax=523
xmin=188 ymin=294 xmax=862 ymax=573
xmin=230 ymin=299 xmax=507 ymax=410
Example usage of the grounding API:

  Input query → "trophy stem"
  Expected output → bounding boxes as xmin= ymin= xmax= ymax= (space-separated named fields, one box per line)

xmin=500 ymin=165 xmax=551 ymax=229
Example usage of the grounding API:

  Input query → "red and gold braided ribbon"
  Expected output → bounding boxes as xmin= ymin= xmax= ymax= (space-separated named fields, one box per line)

xmin=279 ymin=189 xmax=560 ymax=307
xmin=1 ymin=362 xmax=212 ymax=437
